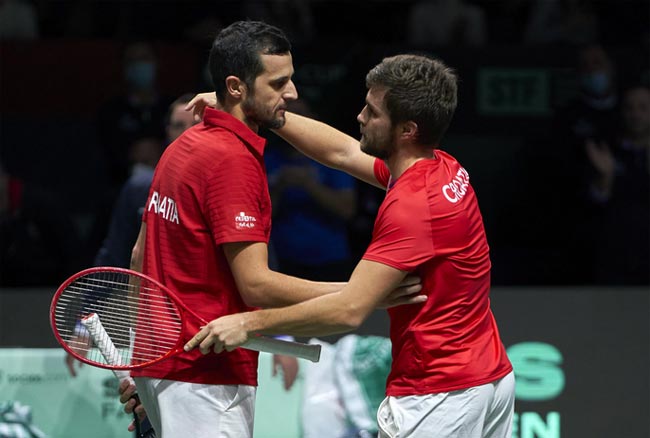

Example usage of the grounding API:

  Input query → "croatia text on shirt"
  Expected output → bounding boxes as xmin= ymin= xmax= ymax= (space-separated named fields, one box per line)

xmin=147 ymin=191 xmax=180 ymax=224
xmin=442 ymin=167 xmax=470 ymax=203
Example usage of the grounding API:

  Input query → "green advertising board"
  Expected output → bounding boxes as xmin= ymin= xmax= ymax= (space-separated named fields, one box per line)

xmin=0 ymin=349 xmax=302 ymax=438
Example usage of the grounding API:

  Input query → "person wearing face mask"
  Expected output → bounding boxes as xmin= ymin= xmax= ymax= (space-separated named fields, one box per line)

xmin=559 ymin=44 xmax=619 ymax=149
xmin=551 ymin=43 xmax=622 ymax=284
xmin=96 ymin=41 xmax=174 ymax=193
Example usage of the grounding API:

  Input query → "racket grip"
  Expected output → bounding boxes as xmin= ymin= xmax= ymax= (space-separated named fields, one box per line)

xmin=117 ymin=373 xmax=146 ymax=437
xmin=114 ymin=369 xmax=134 ymax=385
xmin=244 ymin=336 xmax=321 ymax=362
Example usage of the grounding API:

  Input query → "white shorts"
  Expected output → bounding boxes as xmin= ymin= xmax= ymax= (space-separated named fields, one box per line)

xmin=133 ymin=377 xmax=256 ymax=438
xmin=377 ymin=371 xmax=515 ymax=438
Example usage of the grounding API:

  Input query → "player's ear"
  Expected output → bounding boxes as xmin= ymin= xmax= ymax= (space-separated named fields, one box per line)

xmin=400 ymin=120 xmax=418 ymax=141
xmin=225 ymin=76 xmax=245 ymax=100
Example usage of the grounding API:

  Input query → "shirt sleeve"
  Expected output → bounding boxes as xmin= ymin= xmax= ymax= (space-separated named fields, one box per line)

xmin=204 ymin=152 xmax=268 ymax=245
xmin=373 ymin=158 xmax=390 ymax=188
xmin=362 ymin=196 xmax=435 ymax=271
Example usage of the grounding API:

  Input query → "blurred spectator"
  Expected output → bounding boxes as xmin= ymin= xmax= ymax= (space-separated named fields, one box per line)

xmin=0 ymin=0 xmax=38 ymax=40
xmin=524 ymin=0 xmax=600 ymax=44
xmin=93 ymin=93 xmax=196 ymax=270
xmin=96 ymin=41 xmax=173 ymax=191
xmin=557 ymin=44 xmax=620 ymax=149
xmin=301 ymin=335 xmax=391 ymax=438
xmin=585 ymin=85 xmax=650 ymax=284
xmin=523 ymin=0 xmax=599 ymax=46
xmin=264 ymin=99 xmax=356 ymax=281
xmin=406 ymin=0 xmax=487 ymax=47
xmin=552 ymin=43 xmax=621 ymax=283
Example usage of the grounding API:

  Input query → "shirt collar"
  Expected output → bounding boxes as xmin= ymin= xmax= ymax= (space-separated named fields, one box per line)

xmin=386 ymin=155 xmax=438 ymax=191
xmin=203 ymin=107 xmax=266 ymax=156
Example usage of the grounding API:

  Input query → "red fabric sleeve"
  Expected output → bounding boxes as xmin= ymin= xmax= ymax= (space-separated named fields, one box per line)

xmin=363 ymin=195 xmax=435 ymax=271
xmin=373 ymin=158 xmax=390 ymax=188
xmin=204 ymin=153 xmax=268 ymax=245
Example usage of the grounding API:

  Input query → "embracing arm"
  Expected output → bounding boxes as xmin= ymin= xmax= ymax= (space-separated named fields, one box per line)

xmin=184 ymin=259 xmax=424 ymax=353
xmin=274 ymin=112 xmax=381 ymax=188
xmin=224 ymin=242 xmax=421 ymax=309
xmin=223 ymin=241 xmax=344 ymax=308
xmin=247 ymin=259 xmax=409 ymax=335
xmin=184 ymin=93 xmax=381 ymax=187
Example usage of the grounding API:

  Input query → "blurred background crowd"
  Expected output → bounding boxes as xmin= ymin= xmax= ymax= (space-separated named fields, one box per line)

xmin=1 ymin=0 xmax=648 ymax=288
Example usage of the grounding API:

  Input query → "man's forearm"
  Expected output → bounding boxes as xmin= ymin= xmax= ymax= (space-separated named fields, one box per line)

xmin=275 ymin=112 xmax=380 ymax=188
xmin=225 ymin=241 xmax=347 ymax=308
xmin=246 ymin=260 xmax=403 ymax=336
xmin=182 ymin=261 xmax=422 ymax=355
xmin=274 ymin=112 xmax=357 ymax=170
xmin=251 ymin=272 xmax=346 ymax=308
xmin=245 ymin=291 xmax=366 ymax=337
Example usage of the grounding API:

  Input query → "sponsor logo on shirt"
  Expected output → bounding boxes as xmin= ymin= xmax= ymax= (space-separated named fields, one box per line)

xmin=442 ymin=167 xmax=470 ymax=203
xmin=235 ymin=211 xmax=257 ymax=229
xmin=147 ymin=191 xmax=180 ymax=224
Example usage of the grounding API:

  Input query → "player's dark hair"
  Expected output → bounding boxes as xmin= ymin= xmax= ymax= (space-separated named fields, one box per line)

xmin=209 ymin=21 xmax=291 ymax=101
xmin=366 ymin=54 xmax=458 ymax=146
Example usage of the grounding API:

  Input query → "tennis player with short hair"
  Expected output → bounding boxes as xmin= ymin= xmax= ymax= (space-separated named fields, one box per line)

xmin=185 ymin=54 xmax=515 ymax=437
xmin=120 ymin=21 xmax=423 ymax=438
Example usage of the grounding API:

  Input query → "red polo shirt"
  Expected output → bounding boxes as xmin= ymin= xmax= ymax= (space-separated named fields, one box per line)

xmin=365 ymin=153 xmax=512 ymax=396
xmin=131 ymin=108 xmax=271 ymax=385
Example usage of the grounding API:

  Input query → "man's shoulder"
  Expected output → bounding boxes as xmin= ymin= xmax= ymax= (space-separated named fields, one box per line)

xmin=434 ymin=149 xmax=455 ymax=161
xmin=169 ymin=128 xmax=255 ymax=165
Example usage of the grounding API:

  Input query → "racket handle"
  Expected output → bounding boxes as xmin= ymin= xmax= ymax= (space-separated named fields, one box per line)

xmin=244 ymin=336 xmax=321 ymax=362
xmin=114 ymin=372 xmax=148 ymax=437
xmin=114 ymin=369 xmax=134 ymax=384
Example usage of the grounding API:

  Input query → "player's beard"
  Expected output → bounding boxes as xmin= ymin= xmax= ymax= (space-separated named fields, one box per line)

xmin=360 ymin=127 xmax=395 ymax=160
xmin=241 ymin=94 xmax=286 ymax=130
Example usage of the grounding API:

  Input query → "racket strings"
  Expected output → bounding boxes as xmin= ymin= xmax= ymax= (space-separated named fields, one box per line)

xmin=53 ymin=271 xmax=183 ymax=367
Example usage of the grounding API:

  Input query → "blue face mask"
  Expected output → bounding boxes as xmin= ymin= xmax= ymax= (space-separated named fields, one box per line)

xmin=125 ymin=61 xmax=156 ymax=90
xmin=581 ymin=71 xmax=610 ymax=96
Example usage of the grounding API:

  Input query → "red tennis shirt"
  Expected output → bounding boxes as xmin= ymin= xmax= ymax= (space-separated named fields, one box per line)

xmin=365 ymin=152 xmax=512 ymax=396
xmin=130 ymin=108 xmax=270 ymax=385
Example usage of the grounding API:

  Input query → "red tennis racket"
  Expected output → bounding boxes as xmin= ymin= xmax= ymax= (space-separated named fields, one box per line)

xmin=50 ymin=266 xmax=321 ymax=372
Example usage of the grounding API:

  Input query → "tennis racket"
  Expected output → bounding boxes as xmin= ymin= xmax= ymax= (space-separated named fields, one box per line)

xmin=50 ymin=266 xmax=321 ymax=374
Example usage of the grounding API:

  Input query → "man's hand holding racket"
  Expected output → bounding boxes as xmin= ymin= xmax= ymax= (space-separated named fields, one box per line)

xmin=119 ymin=379 xmax=147 ymax=433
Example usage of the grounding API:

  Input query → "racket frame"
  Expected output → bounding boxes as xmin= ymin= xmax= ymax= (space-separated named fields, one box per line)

xmin=50 ymin=266 xmax=321 ymax=371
